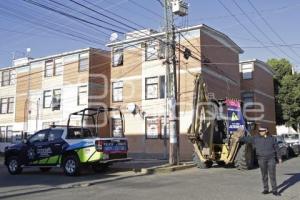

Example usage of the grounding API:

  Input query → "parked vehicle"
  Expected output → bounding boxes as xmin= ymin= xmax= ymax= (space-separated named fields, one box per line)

xmin=4 ymin=107 xmax=131 ymax=176
xmin=281 ymin=133 xmax=300 ymax=156
xmin=275 ymin=136 xmax=289 ymax=159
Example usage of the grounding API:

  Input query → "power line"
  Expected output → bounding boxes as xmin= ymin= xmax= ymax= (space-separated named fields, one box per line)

xmin=23 ymin=0 xmax=125 ymax=34
xmin=216 ymin=0 xmax=281 ymax=58
xmin=232 ymin=0 xmax=300 ymax=64
xmin=247 ymin=0 xmax=300 ymax=61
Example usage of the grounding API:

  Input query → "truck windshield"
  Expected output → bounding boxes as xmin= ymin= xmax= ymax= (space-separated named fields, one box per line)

xmin=67 ymin=128 xmax=94 ymax=139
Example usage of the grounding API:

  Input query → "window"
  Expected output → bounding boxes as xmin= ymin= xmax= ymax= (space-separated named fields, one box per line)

xmin=0 ymin=98 xmax=8 ymax=114
xmin=6 ymin=126 xmax=12 ymax=143
xmin=145 ymin=41 xmax=158 ymax=61
xmin=112 ymin=47 xmax=123 ymax=67
xmin=29 ymin=130 xmax=48 ymax=143
xmin=145 ymin=76 xmax=165 ymax=100
xmin=66 ymin=128 xmax=93 ymax=139
xmin=0 ymin=97 xmax=14 ymax=114
xmin=43 ymin=90 xmax=52 ymax=108
xmin=48 ymin=129 xmax=63 ymax=141
xmin=8 ymin=97 xmax=14 ymax=113
xmin=79 ymin=53 xmax=89 ymax=71
xmin=54 ymin=58 xmax=63 ymax=76
xmin=78 ymin=85 xmax=88 ymax=106
xmin=1 ymin=70 xmax=15 ymax=86
xmin=112 ymin=118 xmax=123 ymax=137
xmin=52 ymin=89 xmax=61 ymax=110
xmin=0 ymin=126 xmax=6 ymax=142
xmin=112 ymin=81 xmax=123 ymax=102
xmin=45 ymin=60 xmax=53 ymax=77
xmin=242 ymin=92 xmax=254 ymax=108
xmin=241 ymin=63 xmax=253 ymax=80
xmin=145 ymin=116 xmax=169 ymax=139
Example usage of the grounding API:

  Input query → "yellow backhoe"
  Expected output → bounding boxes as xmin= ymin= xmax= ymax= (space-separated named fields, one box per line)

xmin=187 ymin=74 xmax=256 ymax=169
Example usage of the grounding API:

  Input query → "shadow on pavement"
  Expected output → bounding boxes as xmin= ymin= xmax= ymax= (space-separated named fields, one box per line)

xmin=278 ymin=173 xmax=300 ymax=194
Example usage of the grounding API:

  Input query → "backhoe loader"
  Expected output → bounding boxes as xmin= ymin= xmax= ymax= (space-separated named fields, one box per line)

xmin=187 ymin=74 xmax=256 ymax=170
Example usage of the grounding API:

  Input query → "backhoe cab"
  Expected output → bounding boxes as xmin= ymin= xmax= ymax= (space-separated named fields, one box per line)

xmin=188 ymin=75 xmax=255 ymax=169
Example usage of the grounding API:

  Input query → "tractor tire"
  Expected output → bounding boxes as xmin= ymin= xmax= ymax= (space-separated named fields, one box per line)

xmin=234 ymin=143 xmax=255 ymax=170
xmin=193 ymin=152 xmax=213 ymax=169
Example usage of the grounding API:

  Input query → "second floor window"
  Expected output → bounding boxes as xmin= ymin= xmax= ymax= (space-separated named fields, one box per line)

xmin=112 ymin=81 xmax=123 ymax=102
xmin=145 ymin=76 xmax=165 ymax=100
xmin=79 ymin=53 xmax=89 ymax=71
xmin=242 ymin=92 xmax=254 ymax=108
xmin=1 ymin=70 xmax=15 ymax=86
xmin=43 ymin=90 xmax=52 ymax=108
xmin=78 ymin=85 xmax=88 ymax=106
xmin=43 ymin=89 xmax=62 ymax=110
xmin=52 ymin=89 xmax=61 ymax=110
xmin=0 ymin=97 xmax=14 ymax=114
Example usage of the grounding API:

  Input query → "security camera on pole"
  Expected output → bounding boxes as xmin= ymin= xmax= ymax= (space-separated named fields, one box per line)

xmin=164 ymin=0 xmax=188 ymax=165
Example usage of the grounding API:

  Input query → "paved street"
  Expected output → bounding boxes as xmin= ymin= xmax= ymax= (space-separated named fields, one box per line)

xmin=0 ymin=157 xmax=299 ymax=200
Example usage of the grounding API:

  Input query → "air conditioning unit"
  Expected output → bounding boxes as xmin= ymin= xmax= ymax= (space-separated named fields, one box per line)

xmin=171 ymin=0 xmax=188 ymax=16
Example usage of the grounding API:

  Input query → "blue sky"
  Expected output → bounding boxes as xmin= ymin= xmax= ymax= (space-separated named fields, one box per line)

xmin=0 ymin=0 xmax=300 ymax=70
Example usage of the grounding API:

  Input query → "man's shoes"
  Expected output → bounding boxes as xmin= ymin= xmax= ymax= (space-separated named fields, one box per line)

xmin=262 ymin=190 xmax=269 ymax=194
xmin=272 ymin=191 xmax=281 ymax=196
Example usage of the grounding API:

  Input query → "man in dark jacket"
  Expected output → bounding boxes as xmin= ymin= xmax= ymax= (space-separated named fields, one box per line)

xmin=240 ymin=127 xmax=282 ymax=196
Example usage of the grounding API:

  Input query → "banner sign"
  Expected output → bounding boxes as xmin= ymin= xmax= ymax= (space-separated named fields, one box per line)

xmin=226 ymin=99 xmax=245 ymax=134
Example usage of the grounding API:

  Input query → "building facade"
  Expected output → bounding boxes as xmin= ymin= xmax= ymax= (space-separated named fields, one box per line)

xmin=0 ymin=48 xmax=110 ymax=151
xmin=240 ymin=59 xmax=276 ymax=133
xmin=107 ymin=24 xmax=244 ymax=160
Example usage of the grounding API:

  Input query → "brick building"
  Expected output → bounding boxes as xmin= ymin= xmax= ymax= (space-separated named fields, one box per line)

xmin=107 ymin=24 xmax=244 ymax=160
xmin=240 ymin=59 xmax=276 ymax=133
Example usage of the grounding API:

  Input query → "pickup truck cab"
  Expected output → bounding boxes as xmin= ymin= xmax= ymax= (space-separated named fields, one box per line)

xmin=4 ymin=107 xmax=130 ymax=176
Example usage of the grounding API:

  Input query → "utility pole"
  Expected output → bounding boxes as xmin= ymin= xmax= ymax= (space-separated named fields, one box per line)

xmin=164 ymin=0 xmax=187 ymax=165
xmin=164 ymin=0 xmax=178 ymax=165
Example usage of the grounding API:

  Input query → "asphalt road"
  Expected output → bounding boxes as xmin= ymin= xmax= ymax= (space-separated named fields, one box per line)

xmin=0 ymin=157 xmax=300 ymax=200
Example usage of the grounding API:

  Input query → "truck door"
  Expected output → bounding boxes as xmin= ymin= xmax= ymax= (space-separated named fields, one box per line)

xmin=47 ymin=129 xmax=65 ymax=165
xmin=27 ymin=129 xmax=50 ymax=165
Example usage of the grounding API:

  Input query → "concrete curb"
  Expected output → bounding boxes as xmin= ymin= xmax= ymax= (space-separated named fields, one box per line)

xmin=140 ymin=162 xmax=196 ymax=174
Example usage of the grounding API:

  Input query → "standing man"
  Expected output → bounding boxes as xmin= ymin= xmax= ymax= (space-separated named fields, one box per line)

xmin=240 ymin=127 xmax=282 ymax=196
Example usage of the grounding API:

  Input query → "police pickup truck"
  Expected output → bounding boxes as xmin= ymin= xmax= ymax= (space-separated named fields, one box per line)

xmin=4 ymin=126 xmax=130 ymax=176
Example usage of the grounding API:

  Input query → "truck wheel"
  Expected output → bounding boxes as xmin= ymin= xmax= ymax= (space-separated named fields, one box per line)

xmin=63 ymin=155 xmax=81 ymax=176
xmin=7 ymin=156 xmax=23 ymax=175
xmin=40 ymin=167 xmax=52 ymax=172
xmin=92 ymin=163 xmax=109 ymax=173
xmin=234 ymin=144 xmax=254 ymax=170
xmin=193 ymin=152 xmax=213 ymax=169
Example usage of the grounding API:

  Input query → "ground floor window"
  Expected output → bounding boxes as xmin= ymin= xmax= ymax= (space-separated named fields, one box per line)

xmin=112 ymin=118 xmax=123 ymax=137
xmin=145 ymin=116 xmax=169 ymax=139
xmin=0 ymin=126 xmax=13 ymax=143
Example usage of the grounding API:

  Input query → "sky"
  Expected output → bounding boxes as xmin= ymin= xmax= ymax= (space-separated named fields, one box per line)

xmin=0 ymin=0 xmax=300 ymax=71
